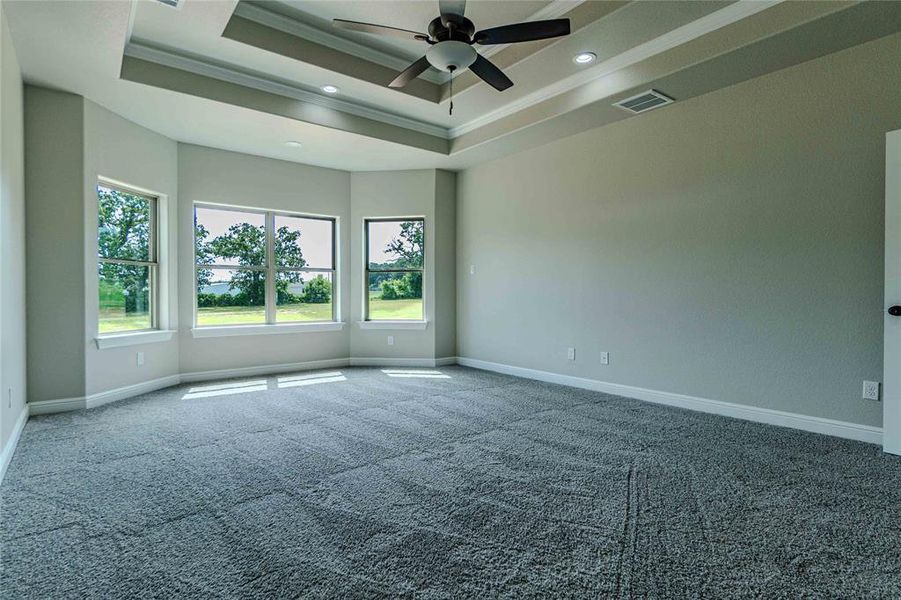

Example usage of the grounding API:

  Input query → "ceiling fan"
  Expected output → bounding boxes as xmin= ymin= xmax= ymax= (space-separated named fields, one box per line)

xmin=333 ymin=0 xmax=571 ymax=92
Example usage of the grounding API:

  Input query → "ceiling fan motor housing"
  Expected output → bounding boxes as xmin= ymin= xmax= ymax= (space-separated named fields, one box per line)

xmin=426 ymin=41 xmax=477 ymax=72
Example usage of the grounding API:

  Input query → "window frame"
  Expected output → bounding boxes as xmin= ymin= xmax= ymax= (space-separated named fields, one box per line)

xmin=193 ymin=203 xmax=338 ymax=328
xmin=364 ymin=217 xmax=425 ymax=322
xmin=97 ymin=182 xmax=159 ymax=336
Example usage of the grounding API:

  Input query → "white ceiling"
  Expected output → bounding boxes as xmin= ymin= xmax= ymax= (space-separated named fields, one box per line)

xmin=4 ymin=0 xmax=895 ymax=172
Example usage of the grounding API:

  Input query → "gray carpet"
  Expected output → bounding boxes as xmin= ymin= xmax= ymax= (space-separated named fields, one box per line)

xmin=2 ymin=366 xmax=900 ymax=598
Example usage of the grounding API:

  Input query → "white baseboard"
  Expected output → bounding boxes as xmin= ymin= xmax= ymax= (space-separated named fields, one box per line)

xmin=27 ymin=356 xmax=459 ymax=416
xmin=457 ymin=357 xmax=883 ymax=445
xmin=29 ymin=375 xmax=182 ymax=415
xmin=350 ymin=357 xmax=447 ymax=367
xmin=180 ymin=358 xmax=350 ymax=383
xmin=87 ymin=375 xmax=181 ymax=409
xmin=1 ymin=404 xmax=29 ymax=484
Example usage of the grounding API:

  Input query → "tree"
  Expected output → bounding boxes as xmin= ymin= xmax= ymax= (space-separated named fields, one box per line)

xmin=195 ymin=222 xmax=306 ymax=306
xmin=385 ymin=220 xmax=423 ymax=268
xmin=98 ymin=187 xmax=151 ymax=314
xmin=377 ymin=220 xmax=423 ymax=300
xmin=194 ymin=223 xmax=213 ymax=289
xmin=302 ymin=276 xmax=331 ymax=304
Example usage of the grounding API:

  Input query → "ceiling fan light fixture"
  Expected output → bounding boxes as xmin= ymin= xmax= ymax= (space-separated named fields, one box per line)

xmin=320 ymin=85 xmax=340 ymax=94
xmin=285 ymin=141 xmax=303 ymax=148
xmin=574 ymin=52 xmax=596 ymax=65
xmin=426 ymin=41 xmax=477 ymax=73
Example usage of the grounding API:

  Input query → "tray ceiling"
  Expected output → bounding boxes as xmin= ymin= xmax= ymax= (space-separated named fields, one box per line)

xmin=4 ymin=0 xmax=900 ymax=171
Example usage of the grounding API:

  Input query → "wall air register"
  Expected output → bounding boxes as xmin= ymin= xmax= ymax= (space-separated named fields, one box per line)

xmin=614 ymin=90 xmax=674 ymax=114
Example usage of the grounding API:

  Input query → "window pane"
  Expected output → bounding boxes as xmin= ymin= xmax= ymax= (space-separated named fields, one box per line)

xmin=98 ymin=262 xmax=151 ymax=333
xmin=277 ymin=272 xmax=333 ymax=322
xmin=275 ymin=215 xmax=333 ymax=269
xmin=194 ymin=206 xmax=266 ymax=266
xmin=368 ymin=220 xmax=423 ymax=270
xmin=196 ymin=268 xmax=266 ymax=326
xmin=98 ymin=186 xmax=152 ymax=261
xmin=368 ymin=272 xmax=422 ymax=320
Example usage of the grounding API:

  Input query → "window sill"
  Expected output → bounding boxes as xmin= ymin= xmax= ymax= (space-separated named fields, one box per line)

xmin=358 ymin=320 xmax=429 ymax=331
xmin=191 ymin=322 xmax=345 ymax=338
xmin=95 ymin=330 xmax=176 ymax=349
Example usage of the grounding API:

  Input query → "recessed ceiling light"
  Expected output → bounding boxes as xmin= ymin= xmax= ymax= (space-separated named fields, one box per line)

xmin=321 ymin=85 xmax=339 ymax=94
xmin=573 ymin=52 xmax=596 ymax=65
xmin=285 ymin=141 xmax=302 ymax=148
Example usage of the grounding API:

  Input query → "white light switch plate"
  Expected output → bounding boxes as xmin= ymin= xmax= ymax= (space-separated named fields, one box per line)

xmin=567 ymin=347 xmax=575 ymax=361
xmin=601 ymin=352 xmax=609 ymax=365
xmin=387 ymin=335 xmax=395 ymax=346
xmin=863 ymin=381 xmax=880 ymax=401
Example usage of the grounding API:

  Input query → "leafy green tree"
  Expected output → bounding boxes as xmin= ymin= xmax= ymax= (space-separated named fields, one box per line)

xmin=98 ymin=187 xmax=151 ymax=313
xmin=197 ymin=223 xmax=306 ymax=306
xmin=194 ymin=223 xmax=213 ymax=289
xmin=385 ymin=220 xmax=423 ymax=268
xmin=302 ymin=276 xmax=331 ymax=304
xmin=376 ymin=220 xmax=424 ymax=300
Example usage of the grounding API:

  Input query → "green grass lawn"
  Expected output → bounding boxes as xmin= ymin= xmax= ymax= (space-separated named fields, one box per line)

xmin=368 ymin=291 xmax=422 ymax=320
xmin=101 ymin=295 xmax=423 ymax=332
xmin=99 ymin=311 xmax=151 ymax=334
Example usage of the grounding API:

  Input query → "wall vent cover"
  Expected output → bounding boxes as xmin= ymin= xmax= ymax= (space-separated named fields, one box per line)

xmin=155 ymin=0 xmax=181 ymax=7
xmin=613 ymin=90 xmax=674 ymax=114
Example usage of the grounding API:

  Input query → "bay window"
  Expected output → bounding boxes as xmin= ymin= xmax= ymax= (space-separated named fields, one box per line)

xmin=194 ymin=204 xmax=336 ymax=327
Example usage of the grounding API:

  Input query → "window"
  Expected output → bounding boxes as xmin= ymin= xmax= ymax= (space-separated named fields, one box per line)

xmin=194 ymin=205 xmax=336 ymax=327
xmin=365 ymin=218 xmax=424 ymax=321
xmin=97 ymin=184 xmax=157 ymax=334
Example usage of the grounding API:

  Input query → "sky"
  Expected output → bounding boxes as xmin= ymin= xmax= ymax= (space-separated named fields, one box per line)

xmin=195 ymin=207 xmax=417 ymax=267
xmin=195 ymin=206 xmax=332 ymax=268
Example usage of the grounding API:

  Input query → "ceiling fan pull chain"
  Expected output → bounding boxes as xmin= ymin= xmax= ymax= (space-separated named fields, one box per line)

xmin=449 ymin=65 xmax=455 ymax=116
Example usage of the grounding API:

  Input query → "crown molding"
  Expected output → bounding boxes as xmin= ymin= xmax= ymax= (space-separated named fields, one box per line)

xmin=234 ymin=2 xmax=447 ymax=85
xmin=124 ymin=42 xmax=451 ymax=140
xmin=448 ymin=0 xmax=782 ymax=138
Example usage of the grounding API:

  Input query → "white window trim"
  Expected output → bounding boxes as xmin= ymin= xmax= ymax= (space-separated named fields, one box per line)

xmin=96 ymin=177 xmax=172 ymax=341
xmin=358 ymin=320 xmax=428 ymax=330
xmin=364 ymin=217 xmax=426 ymax=323
xmin=191 ymin=322 xmax=345 ymax=338
xmin=193 ymin=203 xmax=339 ymax=329
xmin=95 ymin=329 xmax=176 ymax=349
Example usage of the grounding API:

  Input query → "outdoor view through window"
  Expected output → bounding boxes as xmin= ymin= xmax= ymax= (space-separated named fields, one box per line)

xmin=366 ymin=219 xmax=424 ymax=320
xmin=97 ymin=185 xmax=156 ymax=334
xmin=194 ymin=205 xmax=336 ymax=326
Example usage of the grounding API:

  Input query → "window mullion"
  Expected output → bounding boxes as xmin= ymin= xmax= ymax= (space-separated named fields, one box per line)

xmin=265 ymin=211 xmax=276 ymax=324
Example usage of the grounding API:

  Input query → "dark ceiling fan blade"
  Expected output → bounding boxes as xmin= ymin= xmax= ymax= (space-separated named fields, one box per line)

xmin=474 ymin=18 xmax=570 ymax=45
xmin=439 ymin=0 xmax=466 ymax=26
xmin=469 ymin=54 xmax=513 ymax=91
xmin=389 ymin=56 xmax=432 ymax=88
xmin=333 ymin=19 xmax=428 ymax=41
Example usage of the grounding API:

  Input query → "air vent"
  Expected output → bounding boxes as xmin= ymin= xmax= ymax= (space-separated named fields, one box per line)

xmin=155 ymin=0 xmax=180 ymax=7
xmin=613 ymin=90 xmax=674 ymax=114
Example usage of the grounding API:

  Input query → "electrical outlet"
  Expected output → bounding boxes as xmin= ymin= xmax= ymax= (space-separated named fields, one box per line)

xmin=7 ymin=388 xmax=11 ymax=409
xmin=600 ymin=352 xmax=609 ymax=365
xmin=387 ymin=335 xmax=395 ymax=346
xmin=862 ymin=381 xmax=880 ymax=401
xmin=470 ymin=264 xmax=476 ymax=275
xmin=136 ymin=352 xmax=145 ymax=367
xmin=567 ymin=347 xmax=575 ymax=361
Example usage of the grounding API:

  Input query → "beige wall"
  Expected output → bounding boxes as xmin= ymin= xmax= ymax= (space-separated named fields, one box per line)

xmin=83 ymin=101 xmax=179 ymax=395
xmin=1 ymin=5 xmax=27 ymax=455
xmin=434 ymin=169 xmax=457 ymax=359
xmin=24 ymin=87 xmax=86 ymax=403
xmin=177 ymin=144 xmax=351 ymax=376
xmin=457 ymin=33 xmax=901 ymax=428
xmin=349 ymin=170 xmax=456 ymax=361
